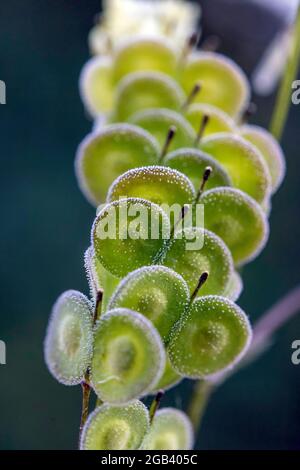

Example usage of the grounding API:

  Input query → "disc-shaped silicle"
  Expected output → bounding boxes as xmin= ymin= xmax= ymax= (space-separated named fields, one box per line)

xmin=44 ymin=290 xmax=93 ymax=385
xmin=92 ymin=198 xmax=170 ymax=278
xmin=79 ymin=56 xmax=114 ymax=117
xmin=164 ymin=147 xmax=232 ymax=192
xmin=223 ymin=271 xmax=243 ymax=302
xmin=108 ymin=266 xmax=190 ymax=343
xmin=200 ymin=187 xmax=269 ymax=266
xmin=75 ymin=124 xmax=159 ymax=205
xmin=163 ymin=228 xmax=233 ymax=297
xmin=168 ymin=295 xmax=252 ymax=378
xmin=91 ymin=308 xmax=165 ymax=403
xmin=185 ymin=103 xmax=236 ymax=137
xmin=80 ymin=401 xmax=149 ymax=450
xmin=141 ymin=408 xmax=194 ymax=450
xmin=179 ymin=52 xmax=250 ymax=118
xmin=114 ymin=71 xmax=185 ymax=121
xmin=240 ymin=125 xmax=286 ymax=193
xmin=107 ymin=166 xmax=195 ymax=210
xmin=113 ymin=38 xmax=177 ymax=82
xmin=200 ymin=133 xmax=271 ymax=204
xmin=129 ymin=108 xmax=196 ymax=152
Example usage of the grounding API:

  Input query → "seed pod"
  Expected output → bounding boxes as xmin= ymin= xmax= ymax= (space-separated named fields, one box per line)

xmin=141 ymin=408 xmax=194 ymax=450
xmin=91 ymin=308 xmax=165 ymax=403
xmin=240 ymin=125 xmax=286 ymax=193
xmin=185 ymin=103 xmax=236 ymax=137
xmin=44 ymin=290 xmax=93 ymax=385
xmin=163 ymin=228 xmax=234 ymax=297
xmin=200 ymin=133 xmax=271 ymax=204
xmin=223 ymin=271 xmax=244 ymax=302
xmin=108 ymin=266 xmax=190 ymax=343
xmin=75 ymin=124 xmax=159 ymax=205
xmin=80 ymin=400 xmax=149 ymax=450
xmin=164 ymin=147 xmax=232 ymax=192
xmin=179 ymin=52 xmax=250 ymax=118
xmin=107 ymin=166 xmax=195 ymax=209
xmin=200 ymin=187 xmax=269 ymax=266
xmin=114 ymin=71 xmax=185 ymax=121
xmin=92 ymin=198 xmax=170 ymax=278
xmin=168 ymin=295 xmax=252 ymax=378
xmin=113 ymin=38 xmax=177 ymax=82
xmin=129 ymin=108 xmax=196 ymax=151
xmin=79 ymin=56 xmax=114 ymax=117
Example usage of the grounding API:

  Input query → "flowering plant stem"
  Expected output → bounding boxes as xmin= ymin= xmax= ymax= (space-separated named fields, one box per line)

xmin=270 ymin=5 xmax=300 ymax=141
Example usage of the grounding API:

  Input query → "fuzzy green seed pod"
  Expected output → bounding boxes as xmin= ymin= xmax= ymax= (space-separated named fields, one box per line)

xmin=185 ymin=103 xmax=236 ymax=137
xmin=92 ymin=198 xmax=170 ymax=278
xmin=168 ymin=295 xmax=252 ymax=379
xmin=76 ymin=124 xmax=159 ymax=205
xmin=44 ymin=290 xmax=93 ymax=385
xmin=90 ymin=308 xmax=165 ymax=403
xmin=141 ymin=408 xmax=194 ymax=450
xmin=80 ymin=400 xmax=149 ymax=450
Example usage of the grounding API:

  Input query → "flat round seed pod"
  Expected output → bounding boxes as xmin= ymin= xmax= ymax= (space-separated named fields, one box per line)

xmin=91 ymin=308 xmax=165 ymax=403
xmin=92 ymin=198 xmax=170 ymax=278
xmin=223 ymin=271 xmax=244 ymax=302
xmin=129 ymin=108 xmax=196 ymax=152
xmin=44 ymin=290 xmax=93 ymax=385
xmin=114 ymin=71 xmax=185 ymax=121
xmin=107 ymin=166 xmax=195 ymax=209
xmin=151 ymin=357 xmax=182 ymax=393
xmin=200 ymin=133 xmax=271 ymax=204
xmin=185 ymin=103 xmax=236 ymax=137
xmin=80 ymin=400 xmax=149 ymax=450
xmin=179 ymin=52 xmax=250 ymax=118
xmin=200 ymin=187 xmax=269 ymax=266
xmin=108 ymin=266 xmax=190 ymax=343
xmin=168 ymin=296 xmax=252 ymax=379
xmin=113 ymin=38 xmax=177 ymax=82
xmin=163 ymin=228 xmax=233 ymax=297
xmin=79 ymin=56 xmax=114 ymax=117
xmin=141 ymin=408 xmax=194 ymax=450
xmin=240 ymin=125 xmax=286 ymax=193
xmin=164 ymin=148 xmax=232 ymax=192
xmin=75 ymin=124 xmax=159 ymax=206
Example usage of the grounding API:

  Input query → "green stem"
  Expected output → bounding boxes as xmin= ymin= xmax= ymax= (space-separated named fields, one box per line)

xmin=187 ymin=380 xmax=214 ymax=433
xmin=270 ymin=6 xmax=300 ymax=141
xmin=79 ymin=376 xmax=91 ymax=447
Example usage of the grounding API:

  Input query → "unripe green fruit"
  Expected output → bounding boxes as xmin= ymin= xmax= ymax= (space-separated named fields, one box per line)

xmin=200 ymin=133 xmax=271 ymax=204
xmin=114 ymin=71 xmax=185 ymax=121
xmin=200 ymin=187 xmax=269 ymax=266
xmin=92 ymin=198 xmax=170 ymax=278
xmin=91 ymin=308 xmax=165 ymax=403
xmin=113 ymin=38 xmax=177 ymax=82
xmin=179 ymin=52 xmax=250 ymax=118
xmin=44 ymin=290 xmax=93 ymax=385
xmin=76 ymin=124 xmax=159 ymax=205
xmin=107 ymin=166 xmax=195 ymax=209
xmin=108 ymin=265 xmax=189 ymax=343
xmin=141 ymin=408 xmax=194 ymax=450
xmin=80 ymin=400 xmax=149 ymax=450
xmin=168 ymin=295 xmax=252 ymax=378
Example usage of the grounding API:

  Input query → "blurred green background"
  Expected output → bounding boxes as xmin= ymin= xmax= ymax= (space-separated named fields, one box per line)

xmin=0 ymin=0 xmax=299 ymax=450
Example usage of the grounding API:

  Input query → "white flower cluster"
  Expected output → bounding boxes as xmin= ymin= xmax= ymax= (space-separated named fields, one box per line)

xmin=89 ymin=0 xmax=201 ymax=55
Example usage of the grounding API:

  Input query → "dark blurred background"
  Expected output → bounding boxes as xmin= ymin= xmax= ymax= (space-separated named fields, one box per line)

xmin=0 ymin=0 xmax=299 ymax=450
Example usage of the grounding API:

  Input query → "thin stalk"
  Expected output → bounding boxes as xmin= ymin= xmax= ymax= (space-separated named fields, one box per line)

xmin=149 ymin=390 xmax=164 ymax=423
xmin=78 ymin=291 xmax=103 ymax=446
xmin=270 ymin=6 xmax=300 ymax=141
xmin=187 ymin=380 xmax=214 ymax=432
